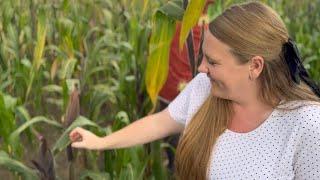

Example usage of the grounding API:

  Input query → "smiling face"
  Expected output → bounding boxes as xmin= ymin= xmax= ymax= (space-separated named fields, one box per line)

xmin=198 ymin=31 xmax=254 ymax=101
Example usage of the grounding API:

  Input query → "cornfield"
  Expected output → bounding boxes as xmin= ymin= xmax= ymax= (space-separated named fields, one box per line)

xmin=0 ymin=0 xmax=319 ymax=179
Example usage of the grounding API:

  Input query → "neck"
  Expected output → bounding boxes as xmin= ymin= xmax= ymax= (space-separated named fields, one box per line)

xmin=230 ymin=96 xmax=276 ymax=127
xmin=231 ymin=83 xmax=279 ymax=112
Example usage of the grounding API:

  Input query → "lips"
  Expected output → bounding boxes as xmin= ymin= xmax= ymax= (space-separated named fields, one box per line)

xmin=209 ymin=77 xmax=217 ymax=85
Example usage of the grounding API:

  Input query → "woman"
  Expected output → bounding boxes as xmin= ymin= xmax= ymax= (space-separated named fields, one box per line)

xmin=70 ymin=2 xmax=320 ymax=179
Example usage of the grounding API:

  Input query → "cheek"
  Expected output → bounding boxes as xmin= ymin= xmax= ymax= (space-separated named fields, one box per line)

xmin=227 ymin=71 xmax=249 ymax=89
xmin=211 ymin=68 xmax=246 ymax=89
xmin=208 ymin=68 xmax=228 ymax=88
xmin=207 ymin=67 xmax=220 ymax=80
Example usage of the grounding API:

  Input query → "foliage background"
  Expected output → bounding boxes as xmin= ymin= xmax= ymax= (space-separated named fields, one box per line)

xmin=0 ymin=0 xmax=319 ymax=179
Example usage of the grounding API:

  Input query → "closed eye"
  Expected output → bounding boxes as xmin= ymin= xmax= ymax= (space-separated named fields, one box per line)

xmin=204 ymin=54 xmax=218 ymax=66
xmin=207 ymin=59 xmax=216 ymax=65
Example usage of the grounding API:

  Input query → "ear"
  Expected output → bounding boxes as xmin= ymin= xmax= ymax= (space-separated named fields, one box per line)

xmin=249 ymin=56 xmax=264 ymax=79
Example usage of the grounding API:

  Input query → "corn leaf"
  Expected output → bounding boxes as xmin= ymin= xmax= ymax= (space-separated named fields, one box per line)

xmin=179 ymin=0 xmax=206 ymax=49
xmin=25 ymin=10 xmax=47 ymax=100
xmin=52 ymin=116 xmax=100 ymax=155
xmin=33 ymin=10 xmax=47 ymax=71
xmin=158 ymin=0 xmax=184 ymax=21
xmin=0 ymin=93 xmax=16 ymax=153
xmin=58 ymin=58 xmax=78 ymax=80
xmin=8 ymin=116 xmax=63 ymax=155
xmin=79 ymin=170 xmax=111 ymax=180
xmin=0 ymin=151 xmax=38 ymax=180
xmin=42 ymin=84 xmax=63 ymax=94
xmin=145 ymin=12 xmax=175 ymax=111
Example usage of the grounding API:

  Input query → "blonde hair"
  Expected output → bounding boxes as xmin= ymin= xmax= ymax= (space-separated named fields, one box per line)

xmin=174 ymin=2 xmax=320 ymax=179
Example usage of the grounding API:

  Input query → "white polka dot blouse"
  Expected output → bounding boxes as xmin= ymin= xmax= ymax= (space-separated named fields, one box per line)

xmin=168 ymin=73 xmax=320 ymax=180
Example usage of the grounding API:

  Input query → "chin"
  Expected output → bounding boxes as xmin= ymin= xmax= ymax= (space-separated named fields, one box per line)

xmin=210 ymin=87 xmax=222 ymax=98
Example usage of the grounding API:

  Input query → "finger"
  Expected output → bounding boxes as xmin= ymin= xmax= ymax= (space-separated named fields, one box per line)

xmin=75 ymin=135 xmax=83 ymax=142
xmin=71 ymin=133 xmax=82 ymax=142
xmin=71 ymin=141 xmax=85 ymax=149
xmin=69 ymin=129 xmax=78 ymax=138
xmin=71 ymin=132 xmax=80 ymax=138
xmin=70 ymin=132 xmax=82 ymax=142
xmin=69 ymin=131 xmax=78 ymax=140
xmin=69 ymin=129 xmax=78 ymax=139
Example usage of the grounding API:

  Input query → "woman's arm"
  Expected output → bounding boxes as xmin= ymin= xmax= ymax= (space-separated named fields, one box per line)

xmin=69 ymin=108 xmax=184 ymax=150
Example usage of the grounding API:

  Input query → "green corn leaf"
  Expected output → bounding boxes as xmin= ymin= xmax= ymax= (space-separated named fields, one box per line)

xmin=8 ymin=116 xmax=62 ymax=154
xmin=158 ymin=0 xmax=184 ymax=21
xmin=79 ymin=170 xmax=111 ymax=180
xmin=42 ymin=85 xmax=63 ymax=94
xmin=0 ymin=151 xmax=38 ymax=180
xmin=0 ymin=93 xmax=16 ymax=153
xmin=58 ymin=58 xmax=78 ymax=80
xmin=9 ymin=116 xmax=62 ymax=141
xmin=52 ymin=116 xmax=100 ymax=155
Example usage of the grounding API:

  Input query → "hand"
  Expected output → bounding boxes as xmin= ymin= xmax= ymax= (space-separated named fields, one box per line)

xmin=69 ymin=127 xmax=103 ymax=150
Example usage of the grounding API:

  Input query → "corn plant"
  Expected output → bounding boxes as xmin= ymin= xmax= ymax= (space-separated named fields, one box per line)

xmin=0 ymin=0 xmax=319 ymax=179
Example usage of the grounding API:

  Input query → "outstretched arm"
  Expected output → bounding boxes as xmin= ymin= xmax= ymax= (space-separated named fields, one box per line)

xmin=69 ymin=108 xmax=184 ymax=150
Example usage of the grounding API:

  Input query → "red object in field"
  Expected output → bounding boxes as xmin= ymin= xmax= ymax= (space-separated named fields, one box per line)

xmin=158 ymin=23 xmax=202 ymax=102
xmin=158 ymin=0 xmax=213 ymax=103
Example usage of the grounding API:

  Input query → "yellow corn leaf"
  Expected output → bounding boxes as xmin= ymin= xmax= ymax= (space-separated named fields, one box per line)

xmin=61 ymin=35 xmax=74 ymax=58
xmin=59 ymin=58 xmax=77 ymax=80
xmin=50 ymin=59 xmax=60 ymax=80
xmin=179 ymin=0 xmax=206 ymax=50
xmin=33 ymin=13 xmax=47 ymax=71
xmin=26 ymin=12 xmax=47 ymax=100
xmin=145 ymin=12 xmax=175 ymax=112
xmin=142 ymin=0 xmax=149 ymax=17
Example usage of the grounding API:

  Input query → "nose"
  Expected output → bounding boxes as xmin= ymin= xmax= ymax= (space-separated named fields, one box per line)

xmin=197 ymin=57 xmax=208 ymax=73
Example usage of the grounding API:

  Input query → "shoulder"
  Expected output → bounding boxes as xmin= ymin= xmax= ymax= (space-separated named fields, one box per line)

xmin=278 ymin=100 xmax=320 ymax=116
xmin=289 ymin=101 xmax=320 ymax=179
xmin=277 ymin=100 xmax=320 ymax=131
xmin=284 ymin=101 xmax=320 ymax=140
xmin=181 ymin=72 xmax=211 ymax=96
xmin=190 ymin=73 xmax=211 ymax=87
xmin=188 ymin=73 xmax=211 ymax=99
xmin=167 ymin=73 xmax=211 ymax=125
xmin=296 ymin=102 xmax=320 ymax=135
xmin=291 ymin=101 xmax=320 ymax=128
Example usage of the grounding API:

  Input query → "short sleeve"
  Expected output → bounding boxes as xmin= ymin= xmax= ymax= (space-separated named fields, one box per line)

xmin=168 ymin=73 xmax=211 ymax=125
xmin=294 ymin=105 xmax=320 ymax=179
